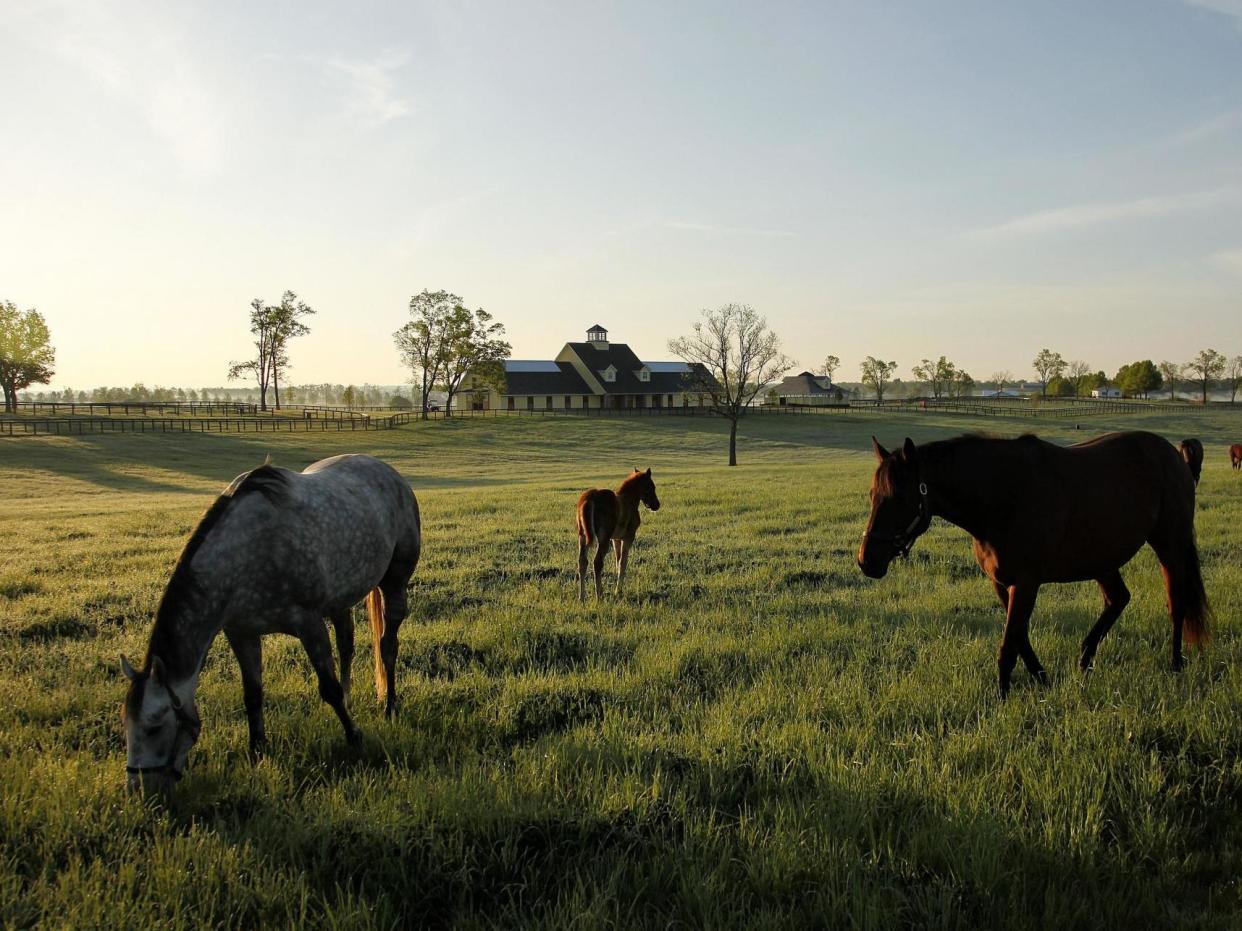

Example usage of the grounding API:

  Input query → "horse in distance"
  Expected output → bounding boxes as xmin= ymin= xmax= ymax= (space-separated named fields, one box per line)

xmin=858 ymin=432 xmax=1209 ymax=697
xmin=1179 ymin=438 xmax=1203 ymax=486
xmin=1231 ymin=444 xmax=1242 ymax=470
xmin=121 ymin=454 xmax=421 ymax=795
xmin=577 ymin=468 xmax=661 ymax=601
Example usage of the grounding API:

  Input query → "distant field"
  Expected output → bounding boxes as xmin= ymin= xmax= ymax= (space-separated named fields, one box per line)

xmin=2 ymin=409 xmax=1242 ymax=928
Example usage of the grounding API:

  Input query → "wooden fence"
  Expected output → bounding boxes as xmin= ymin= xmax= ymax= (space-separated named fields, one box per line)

xmin=12 ymin=400 xmax=259 ymax=416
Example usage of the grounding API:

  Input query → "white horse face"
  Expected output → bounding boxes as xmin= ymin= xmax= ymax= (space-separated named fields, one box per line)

xmin=121 ymin=655 xmax=198 ymax=796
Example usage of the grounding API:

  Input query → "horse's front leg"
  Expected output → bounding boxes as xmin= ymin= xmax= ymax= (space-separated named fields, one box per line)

xmin=329 ymin=610 xmax=354 ymax=706
xmin=592 ymin=541 xmax=607 ymax=601
xmin=998 ymin=583 xmax=1044 ymax=697
xmin=616 ymin=538 xmax=633 ymax=596
xmin=296 ymin=614 xmax=361 ymax=744
xmin=224 ymin=629 xmax=266 ymax=758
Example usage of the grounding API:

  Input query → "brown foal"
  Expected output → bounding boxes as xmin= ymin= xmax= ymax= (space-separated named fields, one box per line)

xmin=576 ymin=468 xmax=661 ymax=601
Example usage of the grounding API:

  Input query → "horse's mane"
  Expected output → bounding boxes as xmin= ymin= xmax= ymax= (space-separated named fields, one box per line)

xmin=618 ymin=470 xmax=651 ymax=494
xmin=876 ymin=433 xmax=1026 ymax=496
xmin=143 ymin=464 xmax=290 ymax=674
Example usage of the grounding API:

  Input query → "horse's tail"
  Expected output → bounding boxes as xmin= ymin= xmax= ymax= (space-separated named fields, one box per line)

xmin=577 ymin=494 xmax=594 ymax=544
xmin=1178 ymin=539 xmax=1211 ymax=646
xmin=367 ymin=587 xmax=387 ymax=699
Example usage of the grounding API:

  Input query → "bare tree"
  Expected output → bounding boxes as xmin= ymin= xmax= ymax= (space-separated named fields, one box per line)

xmin=1226 ymin=355 xmax=1242 ymax=404
xmin=822 ymin=354 xmax=841 ymax=383
xmin=0 ymin=300 xmax=55 ymax=413
xmin=668 ymin=303 xmax=793 ymax=466
xmin=989 ymin=371 xmax=1013 ymax=395
xmin=1158 ymin=360 xmax=1182 ymax=401
xmin=860 ymin=356 xmax=898 ymax=402
xmin=1066 ymin=360 xmax=1092 ymax=398
xmin=1032 ymin=348 xmax=1066 ymax=398
xmin=1186 ymin=349 xmax=1226 ymax=404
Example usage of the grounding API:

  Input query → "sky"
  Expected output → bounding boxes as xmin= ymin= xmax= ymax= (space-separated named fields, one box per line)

xmin=1 ymin=0 xmax=1240 ymax=391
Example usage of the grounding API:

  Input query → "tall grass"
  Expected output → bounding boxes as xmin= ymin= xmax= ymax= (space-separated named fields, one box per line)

xmin=1 ymin=409 xmax=1240 ymax=928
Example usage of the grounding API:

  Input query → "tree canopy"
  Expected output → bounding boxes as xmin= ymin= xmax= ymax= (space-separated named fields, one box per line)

xmin=0 ymin=301 xmax=55 ymax=413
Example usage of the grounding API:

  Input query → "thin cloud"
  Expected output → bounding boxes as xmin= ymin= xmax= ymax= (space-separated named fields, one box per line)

xmin=5 ymin=0 xmax=225 ymax=176
xmin=325 ymin=52 xmax=412 ymax=127
xmin=663 ymin=220 xmax=796 ymax=238
xmin=968 ymin=187 xmax=1242 ymax=239
xmin=1165 ymin=109 xmax=1242 ymax=147
xmin=1209 ymin=246 xmax=1242 ymax=275
xmin=1182 ymin=0 xmax=1242 ymax=22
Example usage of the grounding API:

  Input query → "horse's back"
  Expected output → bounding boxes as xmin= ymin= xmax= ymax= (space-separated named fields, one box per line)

xmin=577 ymin=488 xmax=618 ymax=541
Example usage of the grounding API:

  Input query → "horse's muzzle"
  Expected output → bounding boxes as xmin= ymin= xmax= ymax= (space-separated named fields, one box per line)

xmin=857 ymin=555 xmax=888 ymax=580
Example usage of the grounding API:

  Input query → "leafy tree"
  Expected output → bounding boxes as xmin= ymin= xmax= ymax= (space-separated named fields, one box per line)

xmin=1113 ymin=360 xmax=1162 ymax=398
xmin=1032 ymin=349 xmax=1066 ymax=398
xmin=1186 ymin=349 xmax=1226 ymax=404
xmin=860 ymin=357 xmax=899 ymax=402
xmin=822 ymin=354 xmax=840 ymax=383
xmin=228 ymin=298 xmax=276 ymax=410
xmin=0 ymin=301 xmax=55 ymax=413
xmin=949 ymin=369 xmax=975 ymax=398
xmin=1225 ymin=355 xmax=1242 ymax=404
xmin=341 ymin=385 xmax=357 ymax=409
xmin=669 ymin=303 xmax=793 ymax=466
xmin=439 ymin=306 xmax=511 ymax=417
xmin=266 ymin=291 xmax=315 ymax=409
xmin=1158 ymin=361 xmax=1183 ymax=401
xmin=394 ymin=290 xmax=460 ymax=420
xmin=1045 ymin=375 xmax=1074 ymax=398
xmin=911 ymin=356 xmax=958 ymax=399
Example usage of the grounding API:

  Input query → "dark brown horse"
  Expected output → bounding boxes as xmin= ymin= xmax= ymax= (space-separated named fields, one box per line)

xmin=1179 ymin=438 xmax=1203 ymax=486
xmin=577 ymin=468 xmax=660 ymax=601
xmin=1231 ymin=444 xmax=1242 ymax=470
xmin=858 ymin=432 xmax=1209 ymax=696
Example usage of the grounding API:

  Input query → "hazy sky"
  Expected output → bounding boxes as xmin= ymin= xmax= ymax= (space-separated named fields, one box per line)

xmin=2 ymin=0 xmax=1240 ymax=390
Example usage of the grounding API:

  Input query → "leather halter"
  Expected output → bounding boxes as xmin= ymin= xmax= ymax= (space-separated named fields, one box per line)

xmin=126 ymin=694 xmax=201 ymax=782
xmin=863 ymin=476 xmax=931 ymax=559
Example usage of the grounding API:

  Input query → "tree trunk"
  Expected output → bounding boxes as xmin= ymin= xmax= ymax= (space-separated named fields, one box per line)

xmin=728 ymin=417 xmax=738 ymax=466
xmin=272 ymin=367 xmax=281 ymax=410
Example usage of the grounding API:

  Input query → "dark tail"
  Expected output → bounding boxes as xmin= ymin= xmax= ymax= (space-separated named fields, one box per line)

xmin=367 ymin=588 xmax=387 ymax=699
xmin=1180 ymin=540 xmax=1211 ymax=646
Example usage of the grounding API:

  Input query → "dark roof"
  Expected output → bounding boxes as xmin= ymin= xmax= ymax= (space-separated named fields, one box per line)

xmin=771 ymin=373 xmax=843 ymax=396
xmin=564 ymin=342 xmax=651 ymax=395
xmin=587 ymin=323 xmax=608 ymax=331
xmin=502 ymin=361 xmax=592 ymax=396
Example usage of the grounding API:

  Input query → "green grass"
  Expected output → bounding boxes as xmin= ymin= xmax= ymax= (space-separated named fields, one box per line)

xmin=2 ymin=409 xmax=1242 ymax=929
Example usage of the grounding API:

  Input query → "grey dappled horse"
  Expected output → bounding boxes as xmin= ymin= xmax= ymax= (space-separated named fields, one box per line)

xmin=121 ymin=454 xmax=421 ymax=795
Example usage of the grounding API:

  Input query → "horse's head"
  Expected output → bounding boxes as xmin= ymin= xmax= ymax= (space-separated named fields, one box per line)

xmin=632 ymin=467 xmax=660 ymax=511
xmin=120 ymin=654 xmax=200 ymax=797
xmin=857 ymin=436 xmax=930 ymax=579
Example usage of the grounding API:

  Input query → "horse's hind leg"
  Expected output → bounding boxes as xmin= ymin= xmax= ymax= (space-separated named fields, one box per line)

xmin=329 ymin=610 xmax=354 ymax=705
xmin=616 ymin=538 xmax=633 ymax=596
xmin=225 ymin=629 xmax=266 ymax=757
xmin=577 ymin=534 xmax=589 ymax=603
xmin=377 ymin=571 xmax=413 ymax=719
xmin=296 ymin=613 xmax=361 ymax=744
xmin=1078 ymin=571 xmax=1130 ymax=672
xmin=592 ymin=540 xmax=607 ymax=601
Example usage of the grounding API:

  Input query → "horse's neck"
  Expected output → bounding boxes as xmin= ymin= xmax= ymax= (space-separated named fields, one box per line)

xmin=924 ymin=445 xmax=1003 ymax=540
xmin=146 ymin=598 xmax=219 ymax=700
xmin=614 ymin=486 xmax=641 ymax=529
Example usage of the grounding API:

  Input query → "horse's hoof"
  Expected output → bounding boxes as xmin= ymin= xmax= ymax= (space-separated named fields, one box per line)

xmin=248 ymin=739 xmax=268 ymax=762
xmin=1033 ymin=669 xmax=1050 ymax=687
xmin=346 ymin=729 xmax=363 ymax=746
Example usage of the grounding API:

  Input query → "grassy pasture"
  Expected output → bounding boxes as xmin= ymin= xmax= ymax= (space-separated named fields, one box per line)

xmin=2 ymin=409 xmax=1242 ymax=929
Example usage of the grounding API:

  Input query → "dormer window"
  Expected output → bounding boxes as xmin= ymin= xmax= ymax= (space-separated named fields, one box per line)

xmin=601 ymin=365 xmax=617 ymax=382
xmin=637 ymin=366 xmax=650 ymax=382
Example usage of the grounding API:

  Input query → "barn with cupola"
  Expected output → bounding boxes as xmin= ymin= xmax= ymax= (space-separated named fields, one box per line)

xmin=457 ymin=325 xmax=715 ymax=412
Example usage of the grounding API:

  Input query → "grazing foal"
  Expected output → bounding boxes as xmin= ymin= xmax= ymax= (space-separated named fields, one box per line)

xmin=1231 ymin=444 xmax=1242 ymax=471
xmin=576 ymin=468 xmax=661 ymax=601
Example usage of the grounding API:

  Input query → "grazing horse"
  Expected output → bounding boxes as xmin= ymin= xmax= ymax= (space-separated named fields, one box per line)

xmin=121 ymin=454 xmax=421 ymax=795
xmin=1232 ymin=444 xmax=1242 ymax=470
xmin=577 ymin=468 xmax=660 ymax=601
xmin=857 ymin=432 xmax=1209 ymax=697
xmin=1179 ymin=438 xmax=1204 ymax=486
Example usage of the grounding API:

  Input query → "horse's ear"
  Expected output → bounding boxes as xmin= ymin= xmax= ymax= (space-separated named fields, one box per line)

xmin=633 ymin=466 xmax=640 ymax=473
xmin=645 ymin=467 xmax=651 ymax=477
xmin=120 ymin=654 xmax=137 ymax=681
xmin=871 ymin=436 xmax=889 ymax=462
xmin=902 ymin=437 xmax=917 ymax=461
xmin=150 ymin=655 xmax=168 ymax=686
